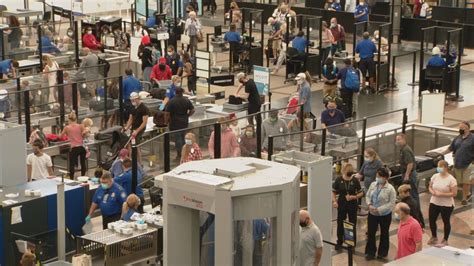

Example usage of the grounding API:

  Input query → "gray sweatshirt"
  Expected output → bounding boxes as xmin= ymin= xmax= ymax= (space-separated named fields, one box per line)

xmin=262 ymin=118 xmax=289 ymax=150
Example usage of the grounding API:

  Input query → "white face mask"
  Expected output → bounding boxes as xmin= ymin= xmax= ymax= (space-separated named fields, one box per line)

xmin=167 ymin=52 xmax=173 ymax=56
xmin=296 ymin=79 xmax=304 ymax=85
xmin=87 ymin=31 xmax=92 ymax=34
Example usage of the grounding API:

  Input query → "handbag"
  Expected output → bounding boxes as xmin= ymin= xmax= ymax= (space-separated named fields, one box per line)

xmin=72 ymin=254 xmax=92 ymax=266
xmin=197 ymin=31 xmax=204 ymax=42
xmin=181 ymin=34 xmax=191 ymax=45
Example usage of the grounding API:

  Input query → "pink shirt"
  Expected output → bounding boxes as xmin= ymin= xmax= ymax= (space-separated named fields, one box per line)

xmin=396 ymin=216 xmax=422 ymax=259
xmin=208 ymin=128 xmax=240 ymax=158
xmin=66 ymin=123 xmax=84 ymax=147
xmin=430 ymin=173 xmax=457 ymax=207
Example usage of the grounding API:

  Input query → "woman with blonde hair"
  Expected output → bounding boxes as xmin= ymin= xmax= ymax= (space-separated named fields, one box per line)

xmin=42 ymin=54 xmax=60 ymax=107
xmin=332 ymin=163 xmax=363 ymax=250
xmin=356 ymin=147 xmax=384 ymax=191
xmin=180 ymin=132 xmax=203 ymax=164
xmin=121 ymin=194 xmax=141 ymax=221
xmin=61 ymin=111 xmax=87 ymax=179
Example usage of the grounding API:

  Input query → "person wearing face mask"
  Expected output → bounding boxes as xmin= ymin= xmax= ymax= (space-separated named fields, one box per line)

xmin=330 ymin=17 xmax=346 ymax=56
xmin=320 ymin=100 xmax=345 ymax=129
xmin=123 ymin=69 xmax=143 ymax=122
xmin=356 ymin=148 xmax=383 ymax=191
xmin=110 ymin=149 xmax=130 ymax=178
xmin=261 ymin=109 xmax=289 ymax=152
xmin=150 ymin=57 xmax=173 ymax=84
xmin=114 ymin=158 xmax=145 ymax=212
xmin=86 ymin=171 xmax=127 ymax=229
xmin=427 ymin=160 xmax=457 ymax=246
xmin=235 ymin=72 xmax=262 ymax=125
xmin=398 ymin=184 xmax=425 ymax=227
xmin=112 ymin=25 xmax=128 ymax=51
xmin=166 ymin=45 xmax=183 ymax=76
xmin=354 ymin=0 xmax=369 ymax=22
xmin=295 ymin=73 xmax=312 ymax=117
xmin=332 ymin=163 xmax=363 ymax=251
xmin=240 ymin=125 xmax=257 ymax=157
xmin=441 ymin=121 xmax=474 ymax=206
xmin=336 ymin=59 xmax=359 ymax=118
xmin=395 ymin=202 xmax=423 ymax=259
xmin=124 ymin=93 xmax=149 ymax=164
xmin=165 ymin=87 xmax=195 ymax=161
xmin=298 ymin=210 xmax=323 ymax=266
xmin=328 ymin=0 xmax=342 ymax=11
xmin=365 ymin=167 xmax=396 ymax=260
xmin=180 ymin=132 xmax=203 ymax=163
xmin=134 ymin=22 xmax=148 ymax=38
xmin=396 ymin=133 xmax=420 ymax=208
xmin=208 ymin=117 xmax=241 ymax=158
xmin=163 ymin=75 xmax=181 ymax=106
xmin=82 ymin=27 xmax=101 ymax=51
xmin=26 ymin=140 xmax=54 ymax=182
xmin=138 ymin=35 xmax=154 ymax=82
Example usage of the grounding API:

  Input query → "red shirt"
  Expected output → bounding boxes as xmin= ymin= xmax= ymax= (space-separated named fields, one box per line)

xmin=396 ymin=216 xmax=423 ymax=259
xmin=150 ymin=64 xmax=172 ymax=81
xmin=413 ymin=0 xmax=421 ymax=16
xmin=82 ymin=34 xmax=100 ymax=50
xmin=330 ymin=24 xmax=345 ymax=43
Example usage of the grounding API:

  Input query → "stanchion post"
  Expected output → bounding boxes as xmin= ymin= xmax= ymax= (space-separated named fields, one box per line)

xmin=402 ymin=108 xmax=407 ymax=134
xmin=57 ymin=70 xmax=65 ymax=130
xmin=16 ymin=78 xmax=22 ymax=124
xmin=38 ymin=24 xmax=43 ymax=69
xmin=118 ymin=76 xmax=124 ymax=125
xmin=256 ymin=113 xmax=262 ymax=158
xmin=72 ymin=83 xmax=79 ymax=117
xmin=299 ymin=106 xmax=304 ymax=152
xmin=103 ymin=73 xmax=108 ymax=129
xmin=391 ymin=56 xmax=396 ymax=88
xmin=321 ymin=128 xmax=327 ymax=156
xmin=23 ymin=90 xmax=31 ymax=142
xmin=412 ymin=51 xmax=416 ymax=85
xmin=74 ymin=21 xmax=80 ymax=67
xmin=348 ymin=246 xmax=354 ymax=266
xmin=164 ymin=133 xmax=171 ymax=172
xmin=267 ymin=136 xmax=273 ymax=161
xmin=214 ymin=122 xmax=221 ymax=159
xmin=131 ymin=142 xmax=138 ymax=194
xmin=0 ymin=28 xmax=4 ymax=60
xmin=360 ymin=118 xmax=367 ymax=169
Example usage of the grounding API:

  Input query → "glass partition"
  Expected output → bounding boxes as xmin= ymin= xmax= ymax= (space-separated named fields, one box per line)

xmin=1 ymin=24 xmax=40 ymax=61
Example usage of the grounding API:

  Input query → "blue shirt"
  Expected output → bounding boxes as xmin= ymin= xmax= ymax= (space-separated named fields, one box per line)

xmin=355 ymin=4 xmax=369 ymax=22
xmin=122 ymin=208 xmax=137 ymax=221
xmin=224 ymin=31 xmax=241 ymax=43
xmin=123 ymin=75 xmax=142 ymax=101
xmin=337 ymin=66 xmax=360 ymax=90
xmin=114 ymin=169 xmax=144 ymax=197
xmin=146 ymin=17 xmax=156 ymax=28
xmin=166 ymin=83 xmax=178 ymax=99
xmin=40 ymin=36 xmax=60 ymax=54
xmin=330 ymin=2 xmax=342 ymax=11
xmin=321 ymin=109 xmax=345 ymax=127
xmin=298 ymin=82 xmax=312 ymax=113
xmin=427 ymin=55 xmax=447 ymax=68
xmin=355 ymin=39 xmax=377 ymax=59
xmin=253 ymin=219 xmax=269 ymax=241
xmin=292 ymin=36 xmax=308 ymax=53
xmin=449 ymin=133 xmax=474 ymax=169
xmin=92 ymin=183 xmax=127 ymax=217
xmin=0 ymin=59 xmax=12 ymax=74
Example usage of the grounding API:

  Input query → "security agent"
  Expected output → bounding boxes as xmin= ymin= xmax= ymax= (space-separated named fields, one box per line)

xmin=86 ymin=171 xmax=127 ymax=229
xmin=292 ymin=31 xmax=309 ymax=54
xmin=354 ymin=0 xmax=369 ymax=22
xmin=356 ymin=32 xmax=377 ymax=90
xmin=0 ymin=59 xmax=19 ymax=79
xmin=114 ymin=158 xmax=145 ymax=213
xmin=224 ymin=23 xmax=241 ymax=43
xmin=427 ymin=47 xmax=447 ymax=68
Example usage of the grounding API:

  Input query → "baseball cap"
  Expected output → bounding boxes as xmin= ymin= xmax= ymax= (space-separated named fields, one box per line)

xmin=0 ymin=89 xmax=7 ymax=100
xmin=159 ymin=57 xmax=167 ymax=64
xmin=130 ymin=92 xmax=140 ymax=100
xmin=295 ymin=73 xmax=306 ymax=81
xmin=119 ymin=148 xmax=129 ymax=158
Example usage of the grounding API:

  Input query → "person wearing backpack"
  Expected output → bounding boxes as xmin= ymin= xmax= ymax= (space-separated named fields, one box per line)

xmin=355 ymin=32 xmax=376 ymax=91
xmin=138 ymin=36 xmax=154 ymax=82
xmin=322 ymin=58 xmax=339 ymax=99
xmin=337 ymin=59 xmax=360 ymax=118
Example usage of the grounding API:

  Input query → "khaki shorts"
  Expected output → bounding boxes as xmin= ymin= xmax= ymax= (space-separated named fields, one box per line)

xmin=454 ymin=166 xmax=472 ymax=185
xmin=272 ymin=39 xmax=282 ymax=50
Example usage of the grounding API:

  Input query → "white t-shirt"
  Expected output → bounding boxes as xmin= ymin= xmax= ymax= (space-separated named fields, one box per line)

xmin=299 ymin=223 xmax=323 ymax=266
xmin=420 ymin=3 xmax=429 ymax=17
xmin=26 ymin=153 xmax=53 ymax=180
xmin=430 ymin=173 xmax=457 ymax=207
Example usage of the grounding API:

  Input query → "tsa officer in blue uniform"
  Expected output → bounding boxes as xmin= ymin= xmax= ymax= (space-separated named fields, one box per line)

xmin=355 ymin=0 xmax=369 ymax=22
xmin=86 ymin=171 xmax=127 ymax=229
xmin=114 ymin=158 xmax=145 ymax=212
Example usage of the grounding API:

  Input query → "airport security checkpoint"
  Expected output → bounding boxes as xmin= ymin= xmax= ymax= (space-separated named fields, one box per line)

xmin=0 ymin=0 xmax=473 ymax=265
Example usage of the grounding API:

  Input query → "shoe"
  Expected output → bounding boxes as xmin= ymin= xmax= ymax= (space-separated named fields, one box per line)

xmin=427 ymin=237 xmax=438 ymax=245
xmin=377 ymin=255 xmax=387 ymax=260
xmin=440 ymin=239 xmax=449 ymax=246
xmin=365 ymin=254 xmax=375 ymax=261
xmin=335 ymin=244 xmax=343 ymax=252
xmin=461 ymin=200 xmax=468 ymax=206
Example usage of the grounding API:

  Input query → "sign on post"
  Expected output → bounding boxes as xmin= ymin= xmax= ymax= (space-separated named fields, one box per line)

xmin=253 ymin=65 xmax=270 ymax=96
xmin=343 ymin=221 xmax=355 ymax=247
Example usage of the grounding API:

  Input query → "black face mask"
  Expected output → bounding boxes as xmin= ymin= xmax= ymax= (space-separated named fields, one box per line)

xmin=299 ymin=218 xmax=308 ymax=227
xmin=459 ymin=129 xmax=465 ymax=135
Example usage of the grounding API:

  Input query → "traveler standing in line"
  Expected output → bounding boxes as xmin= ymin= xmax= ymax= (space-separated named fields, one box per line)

xmin=165 ymin=87 xmax=195 ymax=161
xmin=356 ymin=148 xmax=383 ymax=192
xmin=78 ymin=48 xmax=99 ymax=98
xmin=396 ymin=133 xmax=420 ymax=207
xmin=27 ymin=140 xmax=54 ymax=182
xmin=184 ymin=11 xmax=202 ymax=56
xmin=124 ymin=93 xmax=149 ymax=161
xmin=240 ymin=125 xmax=257 ymax=157
xmin=180 ymin=132 xmax=203 ymax=163
xmin=355 ymin=32 xmax=377 ymax=91
xmin=395 ymin=202 xmax=423 ymax=259
xmin=355 ymin=0 xmax=369 ymax=22
xmin=295 ymin=72 xmax=312 ymax=117
xmin=6 ymin=15 xmax=22 ymax=50
xmin=321 ymin=21 xmax=334 ymax=70
xmin=208 ymin=117 xmax=241 ymax=159
xmin=82 ymin=27 xmax=102 ymax=51
xmin=234 ymin=72 xmax=262 ymax=125
xmin=332 ymin=163 xmax=363 ymax=251
xmin=42 ymin=54 xmax=60 ymax=106
xmin=330 ymin=17 xmax=346 ymax=56
xmin=441 ymin=121 xmax=474 ymax=206
xmin=428 ymin=160 xmax=457 ymax=246
xmin=397 ymin=184 xmax=425 ymax=228
xmin=61 ymin=111 xmax=87 ymax=179
xmin=336 ymin=59 xmax=360 ymax=118
xmin=182 ymin=52 xmax=196 ymax=95
xmin=138 ymin=35 xmax=154 ymax=82
xmin=298 ymin=210 xmax=324 ymax=266
xmin=122 ymin=69 xmax=142 ymax=123
xmin=365 ymin=167 xmax=396 ymax=261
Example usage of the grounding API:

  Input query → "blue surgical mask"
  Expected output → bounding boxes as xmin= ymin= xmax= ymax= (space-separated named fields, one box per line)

xmin=436 ymin=167 xmax=444 ymax=173
xmin=101 ymin=183 xmax=109 ymax=190
xmin=376 ymin=177 xmax=385 ymax=184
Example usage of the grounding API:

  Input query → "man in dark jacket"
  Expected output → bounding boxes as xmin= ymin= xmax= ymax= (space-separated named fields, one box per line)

xmin=398 ymin=184 xmax=425 ymax=228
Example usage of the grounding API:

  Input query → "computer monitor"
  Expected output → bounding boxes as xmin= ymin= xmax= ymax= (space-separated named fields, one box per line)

xmin=214 ymin=25 xmax=222 ymax=36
